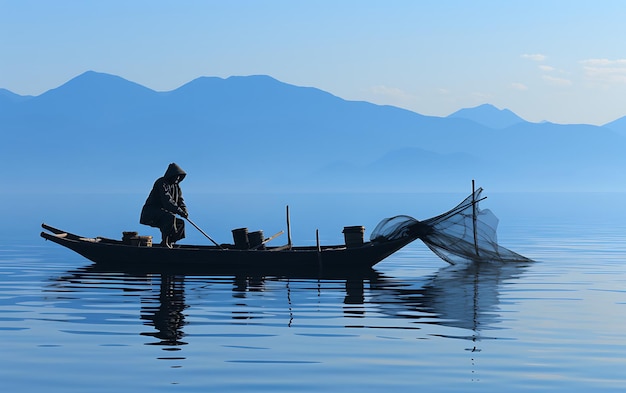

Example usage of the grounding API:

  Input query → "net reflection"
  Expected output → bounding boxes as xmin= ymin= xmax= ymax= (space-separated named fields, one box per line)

xmin=371 ymin=261 xmax=530 ymax=338
xmin=48 ymin=259 xmax=529 ymax=349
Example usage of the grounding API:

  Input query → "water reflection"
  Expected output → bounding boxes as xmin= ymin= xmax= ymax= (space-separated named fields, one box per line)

xmin=372 ymin=261 xmax=530 ymax=355
xmin=48 ymin=260 xmax=529 ymax=349
xmin=140 ymin=275 xmax=188 ymax=346
xmin=373 ymin=262 xmax=528 ymax=330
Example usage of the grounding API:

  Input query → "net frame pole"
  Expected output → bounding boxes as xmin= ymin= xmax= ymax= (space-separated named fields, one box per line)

xmin=472 ymin=180 xmax=480 ymax=257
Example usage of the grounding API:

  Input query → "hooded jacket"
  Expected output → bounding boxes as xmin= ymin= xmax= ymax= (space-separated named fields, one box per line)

xmin=140 ymin=163 xmax=188 ymax=226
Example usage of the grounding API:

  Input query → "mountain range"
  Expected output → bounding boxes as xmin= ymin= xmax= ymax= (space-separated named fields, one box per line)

xmin=2 ymin=70 xmax=626 ymax=193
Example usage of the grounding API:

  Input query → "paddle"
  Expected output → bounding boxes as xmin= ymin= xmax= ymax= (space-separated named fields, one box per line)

xmin=185 ymin=217 xmax=224 ymax=249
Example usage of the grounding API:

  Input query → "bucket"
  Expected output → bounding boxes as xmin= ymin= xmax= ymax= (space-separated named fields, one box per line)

xmin=122 ymin=231 xmax=139 ymax=245
xmin=343 ymin=226 xmax=365 ymax=248
xmin=248 ymin=230 xmax=265 ymax=250
xmin=130 ymin=235 xmax=152 ymax=247
xmin=232 ymin=227 xmax=249 ymax=249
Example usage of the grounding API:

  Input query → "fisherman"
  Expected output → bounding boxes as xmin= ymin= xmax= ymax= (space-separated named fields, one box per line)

xmin=140 ymin=163 xmax=189 ymax=248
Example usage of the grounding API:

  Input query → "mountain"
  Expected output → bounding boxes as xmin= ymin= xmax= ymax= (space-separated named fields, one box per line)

xmin=1 ymin=71 xmax=626 ymax=193
xmin=0 ymin=88 xmax=32 ymax=106
xmin=604 ymin=116 xmax=626 ymax=137
xmin=448 ymin=104 xmax=526 ymax=129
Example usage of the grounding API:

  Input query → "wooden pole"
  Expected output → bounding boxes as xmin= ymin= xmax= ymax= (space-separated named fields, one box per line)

xmin=316 ymin=229 xmax=322 ymax=269
xmin=286 ymin=205 xmax=292 ymax=250
xmin=472 ymin=180 xmax=480 ymax=257
xmin=316 ymin=229 xmax=321 ymax=252
xmin=186 ymin=217 xmax=223 ymax=249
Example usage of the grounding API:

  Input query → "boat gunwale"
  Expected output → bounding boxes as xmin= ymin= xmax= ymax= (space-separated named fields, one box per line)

xmin=40 ymin=224 xmax=385 ymax=253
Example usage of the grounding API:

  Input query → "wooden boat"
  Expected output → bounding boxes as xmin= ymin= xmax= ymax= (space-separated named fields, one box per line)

xmin=40 ymin=222 xmax=427 ymax=274
xmin=40 ymin=185 xmax=531 ymax=273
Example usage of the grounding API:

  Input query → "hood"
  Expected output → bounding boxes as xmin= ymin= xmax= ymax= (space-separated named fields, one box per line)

xmin=163 ymin=162 xmax=187 ymax=182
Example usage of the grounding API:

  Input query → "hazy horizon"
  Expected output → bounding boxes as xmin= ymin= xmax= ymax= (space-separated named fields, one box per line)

xmin=3 ymin=71 xmax=626 ymax=194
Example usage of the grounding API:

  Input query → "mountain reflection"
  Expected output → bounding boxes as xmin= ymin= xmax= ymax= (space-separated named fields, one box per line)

xmin=49 ymin=260 xmax=529 ymax=348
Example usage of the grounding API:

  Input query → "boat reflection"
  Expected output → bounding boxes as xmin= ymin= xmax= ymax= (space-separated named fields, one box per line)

xmin=48 ymin=260 xmax=529 ymax=348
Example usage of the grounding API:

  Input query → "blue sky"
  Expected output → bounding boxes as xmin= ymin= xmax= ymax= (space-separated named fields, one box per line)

xmin=2 ymin=1 xmax=626 ymax=125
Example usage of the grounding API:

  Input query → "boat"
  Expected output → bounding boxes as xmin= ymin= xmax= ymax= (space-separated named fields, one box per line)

xmin=40 ymin=184 xmax=532 ymax=273
xmin=40 ymin=222 xmax=429 ymax=274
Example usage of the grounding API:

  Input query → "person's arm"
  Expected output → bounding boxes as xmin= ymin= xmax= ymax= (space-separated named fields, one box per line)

xmin=158 ymin=180 xmax=181 ymax=214
xmin=177 ymin=189 xmax=188 ymax=218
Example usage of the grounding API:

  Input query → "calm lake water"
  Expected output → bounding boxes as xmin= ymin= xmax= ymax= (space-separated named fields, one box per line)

xmin=2 ymin=192 xmax=626 ymax=392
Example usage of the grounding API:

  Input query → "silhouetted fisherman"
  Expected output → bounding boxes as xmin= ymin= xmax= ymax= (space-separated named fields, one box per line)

xmin=140 ymin=163 xmax=189 ymax=247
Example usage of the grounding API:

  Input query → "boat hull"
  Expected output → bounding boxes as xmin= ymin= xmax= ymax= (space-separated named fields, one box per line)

xmin=41 ymin=224 xmax=417 ymax=275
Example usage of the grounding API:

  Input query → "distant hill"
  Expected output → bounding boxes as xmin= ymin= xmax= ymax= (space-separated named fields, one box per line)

xmin=448 ymin=104 xmax=527 ymax=129
xmin=1 ymin=71 xmax=626 ymax=193
xmin=603 ymin=115 xmax=626 ymax=137
xmin=0 ymin=88 xmax=32 ymax=105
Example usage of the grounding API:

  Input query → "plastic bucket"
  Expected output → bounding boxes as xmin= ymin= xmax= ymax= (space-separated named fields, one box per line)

xmin=232 ymin=228 xmax=249 ymax=249
xmin=342 ymin=226 xmax=365 ymax=248
xmin=122 ymin=231 xmax=139 ymax=245
xmin=248 ymin=230 xmax=265 ymax=250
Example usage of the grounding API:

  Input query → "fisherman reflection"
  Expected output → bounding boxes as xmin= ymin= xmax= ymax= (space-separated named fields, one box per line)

xmin=141 ymin=275 xmax=188 ymax=346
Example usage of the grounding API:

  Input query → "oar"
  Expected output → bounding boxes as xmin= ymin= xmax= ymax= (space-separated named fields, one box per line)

xmin=185 ymin=217 xmax=224 ymax=249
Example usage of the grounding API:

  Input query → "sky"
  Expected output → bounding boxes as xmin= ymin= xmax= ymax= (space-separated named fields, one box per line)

xmin=2 ymin=1 xmax=626 ymax=125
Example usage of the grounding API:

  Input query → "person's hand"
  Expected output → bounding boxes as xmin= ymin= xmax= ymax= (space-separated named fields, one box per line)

xmin=178 ymin=209 xmax=188 ymax=219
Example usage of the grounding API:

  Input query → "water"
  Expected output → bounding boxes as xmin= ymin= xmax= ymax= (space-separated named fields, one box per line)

xmin=2 ymin=192 xmax=626 ymax=392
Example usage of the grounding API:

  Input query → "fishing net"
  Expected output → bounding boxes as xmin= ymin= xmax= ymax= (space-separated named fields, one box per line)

xmin=370 ymin=187 xmax=532 ymax=265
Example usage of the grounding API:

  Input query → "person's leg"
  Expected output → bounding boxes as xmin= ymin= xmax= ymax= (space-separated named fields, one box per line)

xmin=156 ymin=213 xmax=177 ymax=247
xmin=170 ymin=218 xmax=186 ymax=244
